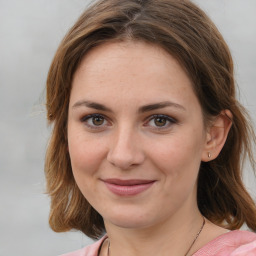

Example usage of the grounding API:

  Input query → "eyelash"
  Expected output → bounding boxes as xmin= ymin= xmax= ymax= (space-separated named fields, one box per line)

xmin=144 ymin=114 xmax=177 ymax=130
xmin=81 ymin=114 xmax=109 ymax=130
xmin=80 ymin=114 xmax=177 ymax=131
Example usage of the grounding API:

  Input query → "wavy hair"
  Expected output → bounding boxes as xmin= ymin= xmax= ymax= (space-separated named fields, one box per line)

xmin=45 ymin=0 xmax=256 ymax=239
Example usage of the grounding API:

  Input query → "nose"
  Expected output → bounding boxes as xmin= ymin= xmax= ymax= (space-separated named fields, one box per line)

xmin=107 ymin=127 xmax=145 ymax=170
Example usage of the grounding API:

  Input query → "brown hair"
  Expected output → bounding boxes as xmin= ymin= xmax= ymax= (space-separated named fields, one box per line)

xmin=45 ymin=0 xmax=256 ymax=239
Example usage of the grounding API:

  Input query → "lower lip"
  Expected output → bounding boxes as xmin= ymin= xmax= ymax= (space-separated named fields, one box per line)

xmin=104 ymin=182 xmax=155 ymax=196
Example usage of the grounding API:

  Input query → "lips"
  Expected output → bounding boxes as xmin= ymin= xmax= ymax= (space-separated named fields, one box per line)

xmin=102 ymin=179 xmax=156 ymax=196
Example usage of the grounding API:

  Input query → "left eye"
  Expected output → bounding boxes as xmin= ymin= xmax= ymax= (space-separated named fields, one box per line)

xmin=146 ymin=115 xmax=176 ymax=129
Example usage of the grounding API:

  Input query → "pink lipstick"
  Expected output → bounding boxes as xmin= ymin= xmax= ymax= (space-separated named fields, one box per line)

xmin=102 ymin=179 xmax=155 ymax=196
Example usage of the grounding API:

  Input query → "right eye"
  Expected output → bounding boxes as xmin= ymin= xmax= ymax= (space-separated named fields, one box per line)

xmin=81 ymin=114 xmax=109 ymax=130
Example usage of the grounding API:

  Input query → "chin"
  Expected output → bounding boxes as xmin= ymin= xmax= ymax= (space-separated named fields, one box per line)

xmin=103 ymin=209 xmax=158 ymax=230
xmin=108 ymin=218 xmax=150 ymax=230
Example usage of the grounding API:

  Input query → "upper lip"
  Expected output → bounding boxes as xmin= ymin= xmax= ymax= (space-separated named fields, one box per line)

xmin=102 ymin=179 xmax=156 ymax=186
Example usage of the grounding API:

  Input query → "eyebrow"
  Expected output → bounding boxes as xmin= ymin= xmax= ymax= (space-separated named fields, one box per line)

xmin=138 ymin=101 xmax=186 ymax=113
xmin=72 ymin=100 xmax=186 ymax=113
xmin=72 ymin=100 xmax=113 ymax=112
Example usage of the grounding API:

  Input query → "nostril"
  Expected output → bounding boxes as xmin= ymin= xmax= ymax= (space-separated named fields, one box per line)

xmin=107 ymin=146 xmax=145 ymax=170
xmin=107 ymin=152 xmax=136 ymax=170
xmin=107 ymin=131 xmax=145 ymax=169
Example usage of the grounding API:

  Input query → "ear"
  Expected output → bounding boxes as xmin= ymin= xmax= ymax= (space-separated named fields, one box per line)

xmin=201 ymin=110 xmax=232 ymax=162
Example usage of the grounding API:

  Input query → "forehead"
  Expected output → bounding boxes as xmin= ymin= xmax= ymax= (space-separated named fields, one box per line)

xmin=71 ymin=41 xmax=199 ymax=111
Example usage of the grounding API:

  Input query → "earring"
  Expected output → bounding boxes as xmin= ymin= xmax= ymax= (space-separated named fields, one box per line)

xmin=208 ymin=152 xmax=211 ymax=158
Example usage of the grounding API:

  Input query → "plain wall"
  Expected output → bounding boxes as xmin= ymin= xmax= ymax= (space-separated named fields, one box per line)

xmin=0 ymin=1 xmax=255 ymax=255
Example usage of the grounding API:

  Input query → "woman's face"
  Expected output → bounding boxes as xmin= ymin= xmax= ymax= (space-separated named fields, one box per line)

xmin=68 ymin=41 xmax=209 ymax=230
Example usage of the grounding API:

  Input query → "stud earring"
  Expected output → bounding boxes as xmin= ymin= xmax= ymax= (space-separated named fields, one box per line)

xmin=208 ymin=152 xmax=211 ymax=158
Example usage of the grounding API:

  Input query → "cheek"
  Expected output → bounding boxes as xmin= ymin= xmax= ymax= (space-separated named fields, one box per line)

xmin=148 ymin=128 xmax=204 ymax=178
xmin=68 ymin=129 xmax=107 ymax=176
xmin=67 ymin=132 xmax=107 ymax=201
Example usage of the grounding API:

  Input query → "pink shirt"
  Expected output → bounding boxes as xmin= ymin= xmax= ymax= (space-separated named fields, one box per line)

xmin=60 ymin=230 xmax=256 ymax=256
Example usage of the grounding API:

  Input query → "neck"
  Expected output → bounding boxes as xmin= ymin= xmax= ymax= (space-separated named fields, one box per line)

xmin=104 ymin=208 xmax=204 ymax=256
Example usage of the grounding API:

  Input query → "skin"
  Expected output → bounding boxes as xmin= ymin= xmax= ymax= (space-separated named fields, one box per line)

xmin=67 ymin=41 xmax=231 ymax=256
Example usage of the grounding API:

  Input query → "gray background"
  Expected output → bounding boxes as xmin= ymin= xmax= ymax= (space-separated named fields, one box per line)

xmin=0 ymin=1 xmax=255 ymax=255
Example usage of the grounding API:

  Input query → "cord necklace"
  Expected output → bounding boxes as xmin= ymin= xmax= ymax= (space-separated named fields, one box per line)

xmin=107 ymin=217 xmax=205 ymax=256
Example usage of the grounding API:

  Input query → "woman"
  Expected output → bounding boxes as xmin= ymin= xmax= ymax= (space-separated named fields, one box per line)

xmin=45 ymin=0 xmax=256 ymax=255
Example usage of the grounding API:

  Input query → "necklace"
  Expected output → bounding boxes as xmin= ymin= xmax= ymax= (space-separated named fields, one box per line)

xmin=106 ymin=217 xmax=205 ymax=256
xmin=184 ymin=217 xmax=205 ymax=256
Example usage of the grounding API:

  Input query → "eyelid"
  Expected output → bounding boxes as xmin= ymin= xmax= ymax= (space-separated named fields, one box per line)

xmin=81 ymin=113 xmax=104 ymax=121
xmin=144 ymin=114 xmax=177 ymax=129
xmin=81 ymin=113 xmax=111 ymax=130
xmin=80 ymin=113 xmax=177 ymax=131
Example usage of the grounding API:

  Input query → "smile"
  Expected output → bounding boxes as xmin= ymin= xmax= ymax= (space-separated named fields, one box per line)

xmin=102 ymin=179 xmax=156 ymax=196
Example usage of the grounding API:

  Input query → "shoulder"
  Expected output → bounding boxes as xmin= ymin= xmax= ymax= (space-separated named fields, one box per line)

xmin=194 ymin=230 xmax=256 ymax=256
xmin=60 ymin=236 xmax=107 ymax=256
